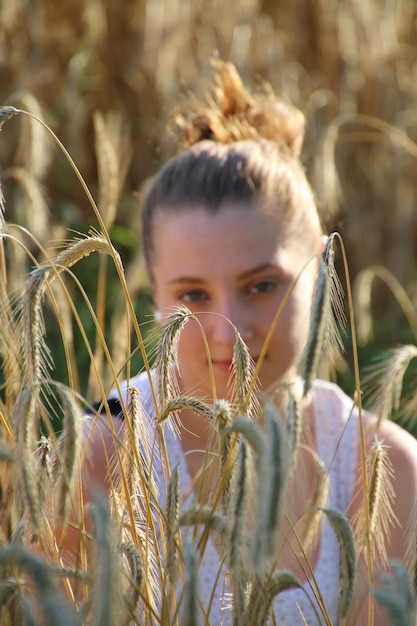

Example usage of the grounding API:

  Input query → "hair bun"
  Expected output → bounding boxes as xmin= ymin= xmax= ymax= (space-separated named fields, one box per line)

xmin=170 ymin=59 xmax=306 ymax=158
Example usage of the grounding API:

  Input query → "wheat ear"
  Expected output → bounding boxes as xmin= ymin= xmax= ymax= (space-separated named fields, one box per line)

xmin=89 ymin=493 xmax=118 ymax=626
xmin=230 ymin=441 xmax=249 ymax=625
xmin=373 ymin=561 xmax=415 ymax=626
xmin=93 ymin=110 xmax=132 ymax=228
xmin=166 ymin=463 xmax=180 ymax=585
xmin=178 ymin=505 xmax=229 ymax=535
xmin=213 ymin=399 xmax=235 ymax=513
xmin=366 ymin=344 xmax=417 ymax=426
xmin=13 ymin=387 xmax=42 ymax=535
xmin=355 ymin=437 xmax=398 ymax=566
xmin=320 ymin=508 xmax=357 ymax=620
xmin=253 ymin=401 xmax=286 ymax=574
xmin=121 ymin=385 xmax=143 ymax=502
xmin=301 ymin=256 xmax=330 ymax=396
xmin=55 ymin=388 xmax=82 ymax=518
xmin=0 ymin=545 xmax=75 ymax=626
xmin=249 ymin=571 xmax=303 ymax=626
xmin=229 ymin=415 xmax=264 ymax=453
xmin=119 ymin=541 xmax=144 ymax=626
xmin=232 ymin=331 xmax=258 ymax=414
xmin=181 ymin=541 xmax=199 ymax=626
xmin=157 ymin=395 xmax=213 ymax=425
xmin=154 ymin=305 xmax=191 ymax=408
xmin=286 ymin=388 xmax=303 ymax=480
xmin=20 ymin=233 xmax=120 ymax=384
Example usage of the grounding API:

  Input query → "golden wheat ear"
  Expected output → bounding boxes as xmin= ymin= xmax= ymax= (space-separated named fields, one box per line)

xmin=154 ymin=305 xmax=192 ymax=410
xmin=353 ymin=437 xmax=398 ymax=570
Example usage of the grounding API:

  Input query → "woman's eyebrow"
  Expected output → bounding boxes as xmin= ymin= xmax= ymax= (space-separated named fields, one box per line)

xmin=166 ymin=276 xmax=205 ymax=285
xmin=238 ymin=263 xmax=280 ymax=280
xmin=167 ymin=264 xmax=282 ymax=285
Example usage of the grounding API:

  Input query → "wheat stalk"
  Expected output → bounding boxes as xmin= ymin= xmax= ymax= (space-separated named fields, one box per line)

xmin=301 ymin=256 xmax=331 ymax=396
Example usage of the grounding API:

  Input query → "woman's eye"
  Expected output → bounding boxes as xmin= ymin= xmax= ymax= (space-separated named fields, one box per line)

xmin=179 ymin=290 xmax=208 ymax=303
xmin=248 ymin=280 xmax=277 ymax=295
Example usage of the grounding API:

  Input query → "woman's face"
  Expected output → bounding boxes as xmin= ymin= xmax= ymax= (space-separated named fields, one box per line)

xmin=151 ymin=205 xmax=321 ymax=402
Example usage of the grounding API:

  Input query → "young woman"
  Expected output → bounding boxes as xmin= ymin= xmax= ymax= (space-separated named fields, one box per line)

xmin=75 ymin=62 xmax=417 ymax=625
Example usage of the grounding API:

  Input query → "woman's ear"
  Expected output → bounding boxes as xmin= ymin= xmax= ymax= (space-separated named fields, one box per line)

xmin=320 ymin=234 xmax=328 ymax=253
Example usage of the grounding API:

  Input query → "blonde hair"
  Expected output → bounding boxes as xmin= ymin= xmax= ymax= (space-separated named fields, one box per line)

xmin=141 ymin=60 xmax=321 ymax=268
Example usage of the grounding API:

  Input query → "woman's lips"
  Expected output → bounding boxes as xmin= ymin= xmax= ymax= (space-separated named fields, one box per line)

xmin=211 ymin=356 xmax=262 ymax=374
xmin=211 ymin=360 xmax=233 ymax=373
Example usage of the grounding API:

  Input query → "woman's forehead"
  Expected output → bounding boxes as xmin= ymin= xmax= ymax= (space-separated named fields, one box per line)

xmin=151 ymin=205 xmax=312 ymax=277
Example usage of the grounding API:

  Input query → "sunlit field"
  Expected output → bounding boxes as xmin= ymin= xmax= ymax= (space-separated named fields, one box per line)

xmin=0 ymin=1 xmax=416 ymax=624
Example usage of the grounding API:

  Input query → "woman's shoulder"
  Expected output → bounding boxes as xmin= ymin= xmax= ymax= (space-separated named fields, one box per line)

xmin=312 ymin=377 xmax=417 ymax=454
xmin=311 ymin=378 xmax=360 ymax=427
xmin=363 ymin=409 xmax=417 ymax=476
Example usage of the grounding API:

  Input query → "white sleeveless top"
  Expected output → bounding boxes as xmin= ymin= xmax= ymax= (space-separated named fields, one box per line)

xmin=112 ymin=373 xmax=359 ymax=625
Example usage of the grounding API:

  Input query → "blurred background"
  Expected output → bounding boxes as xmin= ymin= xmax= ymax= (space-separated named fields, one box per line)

xmin=1 ymin=0 xmax=417 ymax=422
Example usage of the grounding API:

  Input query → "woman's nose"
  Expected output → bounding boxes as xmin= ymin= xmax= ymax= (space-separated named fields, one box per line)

xmin=210 ymin=297 xmax=253 ymax=344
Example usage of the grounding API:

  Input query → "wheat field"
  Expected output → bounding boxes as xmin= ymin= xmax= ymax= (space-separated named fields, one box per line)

xmin=0 ymin=1 xmax=417 ymax=624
